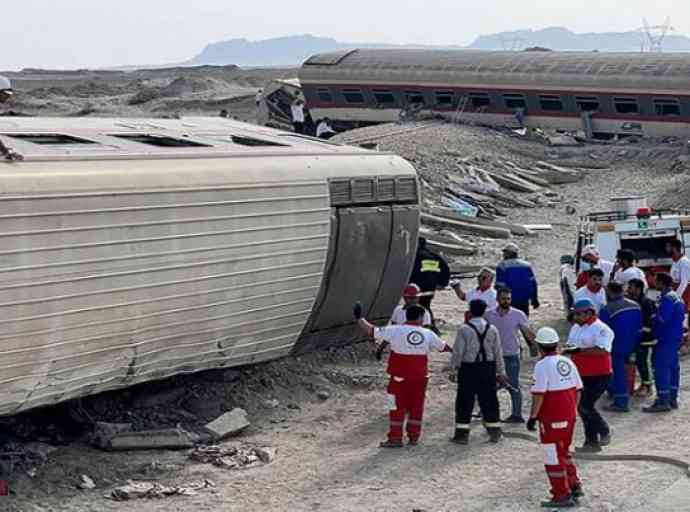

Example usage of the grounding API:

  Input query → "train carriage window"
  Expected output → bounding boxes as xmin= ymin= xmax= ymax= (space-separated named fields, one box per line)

xmin=653 ymin=98 xmax=681 ymax=116
xmin=468 ymin=93 xmax=491 ymax=108
xmin=503 ymin=93 xmax=526 ymax=109
xmin=614 ymin=97 xmax=639 ymax=115
xmin=5 ymin=133 xmax=97 ymax=145
xmin=343 ymin=89 xmax=365 ymax=103
xmin=405 ymin=91 xmax=425 ymax=105
xmin=435 ymin=91 xmax=455 ymax=106
xmin=317 ymin=88 xmax=333 ymax=102
xmin=538 ymin=95 xmax=564 ymax=111
xmin=373 ymin=89 xmax=396 ymax=105
xmin=110 ymin=134 xmax=211 ymax=147
xmin=575 ymin=96 xmax=600 ymax=112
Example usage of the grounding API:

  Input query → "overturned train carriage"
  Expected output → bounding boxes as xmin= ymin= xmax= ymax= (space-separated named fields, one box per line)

xmin=299 ymin=49 xmax=690 ymax=138
xmin=0 ymin=117 xmax=420 ymax=415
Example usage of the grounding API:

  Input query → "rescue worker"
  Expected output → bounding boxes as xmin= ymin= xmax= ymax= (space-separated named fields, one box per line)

xmin=0 ymin=77 xmax=22 ymax=162
xmin=451 ymin=267 xmax=497 ymax=311
xmin=627 ymin=278 xmax=657 ymax=397
xmin=450 ymin=299 xmax=508 ymax=444
xmin=613 ymin=249 xmax=646 ymax=289
xmin=573 ymin=268 xmax=606 ymax=314
xmin=562 ymin=298 xmax=614 ymax=452
xmin=575 ymin=245 xmax=614 ymax=289
xmin=255 ymin=88 xmax=263 ymax=108
xmin=355 ymin=302 xmax=450 ymax=446
xmin=495 ymin=243 xmax=539 ymax=317
xmin=486 ymin=287 xmax=537 ymax=423
xmin=667 ymin=239 xmax=690 ymax=324
xmin=389 ymin=284 xmax=432 ymax=327
xmin=599 ymin=280 xmax=642 ymax=412
xmin=291 ymin=98 xmax=305 ymax=134
xmin=409 ymin=237 xmax=450 ymax=325
xmin=528 ymin=327 xmax=583 ymax=509
xmin=644 ymin=272 xmax=685 ymax=412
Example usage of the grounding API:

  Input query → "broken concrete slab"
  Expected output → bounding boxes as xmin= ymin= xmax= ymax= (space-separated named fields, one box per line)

xmin=92 ymin=422 xmax=132 ymax=449
xmin=106 ymin=427 xmax=195 ymax=451
xmin=204 ymin=408 xmax=250 ymax=440
xmin=254 ymin=446 xmax=276 ymax=464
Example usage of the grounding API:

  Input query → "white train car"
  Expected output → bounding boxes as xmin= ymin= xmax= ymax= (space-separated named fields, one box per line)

xmin=0 ymin=117 xmax=420 ymax=415
xmin=299 ymin=49 xmax=690 ymax=139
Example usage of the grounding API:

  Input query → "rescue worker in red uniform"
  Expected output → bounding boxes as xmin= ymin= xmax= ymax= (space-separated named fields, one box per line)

xmin=355 ymin=302 xmax=450 ymax=447
xmin=528 ymin=327 xmax=584 ymax=509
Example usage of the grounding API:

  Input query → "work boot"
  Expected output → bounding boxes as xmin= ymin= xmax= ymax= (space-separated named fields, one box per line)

xmin=501 ymin=415 xmax=525 ymax=424
xmin=670 ymin=399 xmax=679 ymax=410
xmin=379 ymin=440 xmax=403 ymax=448
xmin=540 ymin=496 xmax=576 ymax=508
xmin=408 ymin=438 xmax=419 ymax=446
xmin=451 ymin=430 xmax=469 ymax=445
xmin=603 ymin=404 xmax=630 ymax=413
xmin=642 ymin=401 xmax=672 ymax=413
xmin=599 ymin=432 xmax=611 ymax=446
xmin=575 ymin=442 xmax=602 ymax=453
xmin=487 ymin=428 xmax=502 ymax=443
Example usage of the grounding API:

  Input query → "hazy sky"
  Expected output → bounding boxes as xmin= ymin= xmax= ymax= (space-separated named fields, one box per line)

xmin=2 ymin=0 xmax=686 ymax=69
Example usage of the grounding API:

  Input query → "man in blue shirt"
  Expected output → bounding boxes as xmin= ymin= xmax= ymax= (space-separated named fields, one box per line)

xmin=644 ymin=272 xmax=686 ymax=413
xmin=599 ymin=280 xmax=642 ymax=412
xmin=495 ymin=243 xmax=539 ymax=317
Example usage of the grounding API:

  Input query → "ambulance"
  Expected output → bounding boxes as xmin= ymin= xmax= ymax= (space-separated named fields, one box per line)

xmin=560 ymin=196 xmax=690 ymax=310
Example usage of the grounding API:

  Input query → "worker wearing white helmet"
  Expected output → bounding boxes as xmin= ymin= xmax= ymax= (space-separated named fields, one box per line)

xmin=528 ymin=326 xmax=584 ymax=508
xmin=576 ymin=245 xmax=614 ymax=288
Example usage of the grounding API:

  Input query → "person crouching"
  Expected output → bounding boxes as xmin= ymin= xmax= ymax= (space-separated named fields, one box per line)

xmin=528 ymin=327 xmax=584 ymax=509
xmin=451 ymin=299 xmax=508 ymax=444
xmin=355 ymin=302 xmax=451 ymax=447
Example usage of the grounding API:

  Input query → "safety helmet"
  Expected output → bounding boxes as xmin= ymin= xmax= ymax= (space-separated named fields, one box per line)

xmin=573 ymin=298 xmax=596 ymax=312
xmin=535 ymin=327 xmax=559 ymax=346
xmin=403 ymin=284 xmax=421 ymax=298
xmin=581 ymin=245 xmax=600 ymax=259
xmin=0 ymin=76 xmax=12 ymax=95
xmin=502 ymin=242 xmax=519 ymax=254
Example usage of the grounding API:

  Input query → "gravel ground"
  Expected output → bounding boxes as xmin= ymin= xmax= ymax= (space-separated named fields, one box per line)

xmin=4 ymin=122 xmax=690 ymax=511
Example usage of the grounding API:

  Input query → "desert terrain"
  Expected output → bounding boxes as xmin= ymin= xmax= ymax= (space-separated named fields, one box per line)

xmin=1 ymin=68 xmax=690 ymax=511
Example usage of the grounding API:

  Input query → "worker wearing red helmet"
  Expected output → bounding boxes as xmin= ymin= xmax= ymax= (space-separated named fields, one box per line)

xmin=389 ymin=284 xmax=433 ymax=327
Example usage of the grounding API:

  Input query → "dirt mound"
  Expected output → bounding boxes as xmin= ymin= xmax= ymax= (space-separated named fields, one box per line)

xmin=160 ymin=76 xmax=224 ymax=96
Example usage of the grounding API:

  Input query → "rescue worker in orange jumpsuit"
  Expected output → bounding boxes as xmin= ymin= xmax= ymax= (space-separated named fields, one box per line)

xmin=355 ymin=302 xmax=451 ymax=447
xmin=528 ymin=327 xmax=584 ymax=509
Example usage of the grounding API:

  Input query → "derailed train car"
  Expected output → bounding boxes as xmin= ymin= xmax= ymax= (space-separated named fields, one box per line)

xmin=0 ymin=117 xmax=420 ymax=415
xmin=299 ymin=49 xmax=690 ymax=138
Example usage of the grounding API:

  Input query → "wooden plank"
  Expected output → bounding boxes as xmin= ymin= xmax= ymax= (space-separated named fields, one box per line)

xmin=421 ymin=212 xmax=511 ymax=239
xmin=425 ymin=239 xmax=478 ymax=257
xmin=484 ymin=169 xmax=542 ymax=193
xmin=427 ymin=206 xmax=533 ymax=236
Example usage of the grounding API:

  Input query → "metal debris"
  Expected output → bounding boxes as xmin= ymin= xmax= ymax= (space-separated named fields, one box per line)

xmin=106 ymin=479 xmax=216 ymax=501
xmin=189 ymin=444 xmax=276 ymax=470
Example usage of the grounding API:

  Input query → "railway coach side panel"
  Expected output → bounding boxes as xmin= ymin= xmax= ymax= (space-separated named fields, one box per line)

xmin=0 ymin=179 xmax=331 ymax=415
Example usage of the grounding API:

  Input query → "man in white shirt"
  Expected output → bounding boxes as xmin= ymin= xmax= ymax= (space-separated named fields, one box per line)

xmin=255 ymin=89 xmax=263 ymax=108
xmin=291 ymin=98 xmax=305 ymax=134
xmin=667 ymin=239 xmax=690 ymax=321
xmin=451 ymin=267 xmax=498 ymax=313
xmin=355 ymin=303 xmax=450 ymax=447
xmin=574 ymin=268 xmax=607 ymax=314
xmin=613 ymin=250 xmax=646 ymax=290
xmin=389 ymin=284 xmax=432 ymax=328
xmin=316 ymin=118 xmax=336 ymax=139
xmin=577 ymin=245 xmax=614 ymax=289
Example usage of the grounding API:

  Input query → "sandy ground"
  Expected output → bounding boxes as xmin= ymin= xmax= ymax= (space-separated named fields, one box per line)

xmin=3 ymin=123 xmax=689 ymax=511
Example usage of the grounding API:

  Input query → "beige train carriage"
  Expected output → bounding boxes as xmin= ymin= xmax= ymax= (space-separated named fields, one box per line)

xmin=0 ymin=117 xmax=420 ymax=415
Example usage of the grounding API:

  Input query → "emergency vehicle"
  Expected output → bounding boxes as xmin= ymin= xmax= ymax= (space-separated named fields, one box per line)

xmin=560 ymin=196 xmax=690 ymax=310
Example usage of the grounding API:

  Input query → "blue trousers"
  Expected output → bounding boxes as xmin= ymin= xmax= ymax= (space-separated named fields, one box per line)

xmin=654 ymin=346 xmax=680 ymax=404
xmin=503 ymin=355 xmax=522 ymax=418
xmin=610 ymin=351 xmax=634 ymax=408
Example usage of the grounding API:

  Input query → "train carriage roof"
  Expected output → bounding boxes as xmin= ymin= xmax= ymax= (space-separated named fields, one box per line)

xmin=300 ymin=49 xmax=690 ymax=94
